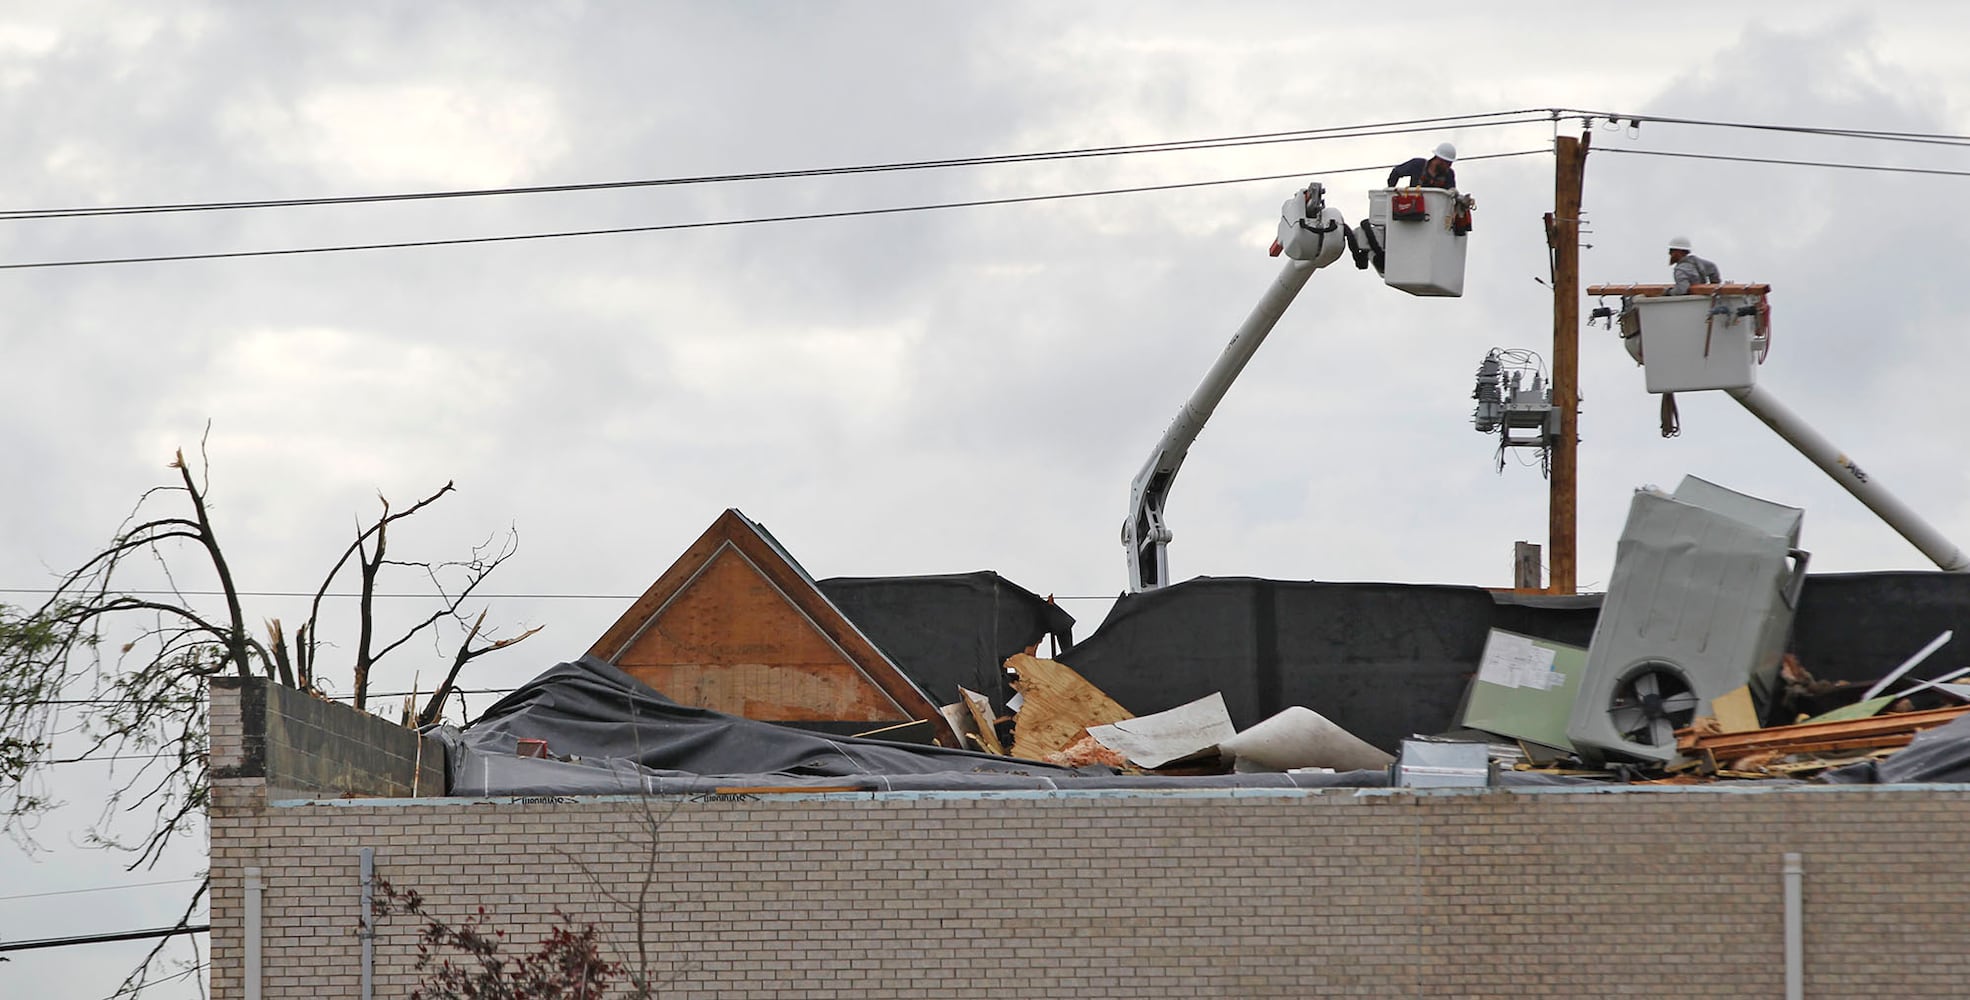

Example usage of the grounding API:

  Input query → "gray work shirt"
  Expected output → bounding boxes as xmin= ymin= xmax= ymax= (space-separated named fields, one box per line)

xmin=1671 ymin=253 xmax=1722 ymax=294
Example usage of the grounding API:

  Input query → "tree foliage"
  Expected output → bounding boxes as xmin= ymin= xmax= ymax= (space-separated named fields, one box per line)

xmin=375 ymin=882 xmax=626 ymax=1000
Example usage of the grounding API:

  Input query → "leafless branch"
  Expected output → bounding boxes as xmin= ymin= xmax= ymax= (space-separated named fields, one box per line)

xmin=415 ymin=609 xmax=543 ymax=728
xmin=107 ymin=877 xmax=208 ymax=999
xmin=298 ymin=482 xmax=455 ymax=708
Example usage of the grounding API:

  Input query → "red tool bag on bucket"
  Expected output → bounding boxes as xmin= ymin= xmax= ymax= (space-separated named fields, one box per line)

xmin=1390 ymin=190 xmax=1428 ymax=220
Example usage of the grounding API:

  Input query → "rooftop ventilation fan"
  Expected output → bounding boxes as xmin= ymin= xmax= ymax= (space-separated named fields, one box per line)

xmin=1565 ymin=477 xmax=1806 ymax=767
xmin=1605 ymin=662 xmax=1698 ymax=752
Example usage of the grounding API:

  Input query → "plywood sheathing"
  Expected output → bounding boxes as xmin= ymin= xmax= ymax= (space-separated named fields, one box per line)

xmin=587 ymin=509 xmax=957 ymax=746
xmin=1004 ymin=653 xmax=1133 ymax=761
xmin=1711 ymin=685 xmax=1760 ymax=734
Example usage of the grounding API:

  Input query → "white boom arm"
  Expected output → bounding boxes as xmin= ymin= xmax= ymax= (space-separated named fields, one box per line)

xmin=1727 ymin=383 xmax=1970 ymax=571
xmin=1123 ymin=183 xmax=1349 ymax=592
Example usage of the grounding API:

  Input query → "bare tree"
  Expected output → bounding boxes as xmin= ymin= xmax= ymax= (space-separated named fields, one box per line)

xmin=0 ymin=432 xmax=538 ymax=994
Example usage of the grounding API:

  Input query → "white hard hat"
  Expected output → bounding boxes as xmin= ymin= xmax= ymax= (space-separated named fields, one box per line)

xmin=1434 ymin=142 xmax=1457 ymax=163
xmin=1667 ymin=235 xmax=1693 ymax=251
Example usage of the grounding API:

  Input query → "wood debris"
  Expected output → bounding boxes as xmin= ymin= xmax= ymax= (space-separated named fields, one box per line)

xmin=1003 ymin=654 xmax=1134 ymax=761
xmin=1711 ymin=685 xmax=1760 ymax=734
xmin=956 ymin=686 xmax=1006 ymax=756
xmin=1679 ymin=703 xmax=1970 ymax=765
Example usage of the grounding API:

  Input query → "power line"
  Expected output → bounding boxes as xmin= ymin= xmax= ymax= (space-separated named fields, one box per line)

xmin=24 ymin=698 xmax=202 ymax=706
xmin=0 ymin=924 xmax=207 ymax=954
xmin=1562 ymin=107 xmax=1970 ymax=148
xmin=15 ymin=107 xmax=1964 ymax=225
xmin=1601 ymin=146 xmax=1970 ymax=179
xmin=0 ymin=877 xmax=204 ymax=904
xmin=3 ymin=587 xmax=1114 ymax=601
xmin=0 ymin=150 xmax=1548 ymax=271
xmin=47 ymin=751 xmax=198 ymax=766
xmin=4 ymin=108 xmax=1966 ymax=271
xmin=20 ymin=686 xmax=516 ymax=710
xmin=0 ymin=587 xmax=638 ymax=600
xmin=0 ymin=111 xmax=1553 ymax=221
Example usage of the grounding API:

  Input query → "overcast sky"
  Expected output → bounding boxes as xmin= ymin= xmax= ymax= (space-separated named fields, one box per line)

xmin=7 ymin=4 xmax=1970 ymax=996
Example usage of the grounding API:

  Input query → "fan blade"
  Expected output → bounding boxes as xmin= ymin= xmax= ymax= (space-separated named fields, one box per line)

xmin=1660 ymin=691 xmax=1700 ymax=716
xmin=1632 ymin=671 xmax=1660 ymax=699
xmin=1648 ymin=715 xmax=1675 ymax=747
xmin=1610 ymin=706 xmax=1646 ymax=738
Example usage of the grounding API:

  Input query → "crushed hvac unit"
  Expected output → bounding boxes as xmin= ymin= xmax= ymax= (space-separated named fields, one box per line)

xmin=1565 ymin=476 xmax=1809 ymax=765
xmin=1363 ymin=187 xmax=1472 ymax=297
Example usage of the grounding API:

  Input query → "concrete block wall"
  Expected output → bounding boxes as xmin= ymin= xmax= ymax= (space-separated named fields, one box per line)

xmin=207 ymin=683 xmax=1970 ymax=998
xmin=211 ymin=675 xmax=444 ymax=801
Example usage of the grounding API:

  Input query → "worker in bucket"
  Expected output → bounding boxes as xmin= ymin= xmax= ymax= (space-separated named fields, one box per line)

xmin=1387 ymin=142 xmax=1457 ymax=189
xmin=1667 ymin=236 xmax=1721 ymax=294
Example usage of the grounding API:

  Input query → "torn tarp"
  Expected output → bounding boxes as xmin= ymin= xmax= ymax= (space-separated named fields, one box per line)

xmin=442 ymin=658 xmax=1590 ymax=795
xmin=445 ymin=657 xmax=1074 ymax=793
xmin=1820 ymin=712 xmax=1970 ymax=784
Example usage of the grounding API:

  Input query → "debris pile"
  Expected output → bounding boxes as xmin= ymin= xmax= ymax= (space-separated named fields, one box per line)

xmin=945 ymin=654 xmax=1393 ymax=778
xmin=474 ymin=486 xmax=1970 ymax=793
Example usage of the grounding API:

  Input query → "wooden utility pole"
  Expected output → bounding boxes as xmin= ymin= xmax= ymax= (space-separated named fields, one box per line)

xmin=1547 ymin=130 xmax=1591 ymax=594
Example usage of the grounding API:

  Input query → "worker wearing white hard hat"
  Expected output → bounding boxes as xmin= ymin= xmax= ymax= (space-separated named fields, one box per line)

xmin=1666 ymin=235 xmax=1721 ymax=294
xmin=1387 ymin=141 xmax=1457 ymax=189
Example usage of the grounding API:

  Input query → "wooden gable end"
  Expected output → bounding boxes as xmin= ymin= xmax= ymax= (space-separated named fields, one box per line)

xmin=589 ymin=510 xmax=955 ymax=743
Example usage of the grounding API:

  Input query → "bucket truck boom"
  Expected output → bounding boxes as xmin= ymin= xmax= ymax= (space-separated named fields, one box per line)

xmin=1122 ymin=183 xmax=1348 ymax=592
xmin=1593 ymin=282 xmax=1970 ymax=572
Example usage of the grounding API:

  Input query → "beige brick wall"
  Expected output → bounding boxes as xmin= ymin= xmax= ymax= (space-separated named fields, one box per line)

xmin=209 ymin=784 xmax=1970 ymax=999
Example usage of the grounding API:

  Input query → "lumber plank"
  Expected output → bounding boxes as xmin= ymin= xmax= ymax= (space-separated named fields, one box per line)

xmin=1585 ymin=282 xmax=1772 ymax=296
xmin=1682 ymin=704 xmax=1969 ymax=759
xmin=958 ymin=687 xmax=1005 ymax=756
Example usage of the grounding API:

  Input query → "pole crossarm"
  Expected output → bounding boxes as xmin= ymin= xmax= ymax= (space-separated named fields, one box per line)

xmin=1587 ymin=283 xmax=1771 ymax=296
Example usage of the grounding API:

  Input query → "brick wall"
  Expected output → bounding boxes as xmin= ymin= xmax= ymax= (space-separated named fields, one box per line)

xmin=207 ymin=685 xmax=1970 ymax=998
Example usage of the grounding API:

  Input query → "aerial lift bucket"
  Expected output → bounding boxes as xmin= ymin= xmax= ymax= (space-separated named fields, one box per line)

xmin=1366 ymin=187 xmax=1470 ymax=297
xmin=1624 ymin=292 xmax=1769 ymax=393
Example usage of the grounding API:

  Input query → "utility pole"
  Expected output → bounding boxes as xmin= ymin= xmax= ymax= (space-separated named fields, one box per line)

xmin=1546 ymin=129 xmax=1591 ymax=594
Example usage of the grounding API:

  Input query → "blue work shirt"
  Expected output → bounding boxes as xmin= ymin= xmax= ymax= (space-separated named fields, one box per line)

xmin=1388 ymin=157 xmax=1456 ymax=189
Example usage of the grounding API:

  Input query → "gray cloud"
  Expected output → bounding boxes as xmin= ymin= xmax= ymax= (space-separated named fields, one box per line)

xmin=6 ymin=6 xmax=1970 ymax=996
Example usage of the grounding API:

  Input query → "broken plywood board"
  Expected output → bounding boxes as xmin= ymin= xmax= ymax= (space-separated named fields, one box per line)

xmin=1005 ymin=654 xmax=1132 ymax=761
xmin=1712 ymin=685 xmax=1760 ymax=734
xmin=957 ymin=686 xmax=1005 ymax=756
xmin=1085 ymin=693 xmax=1235 ymax=769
